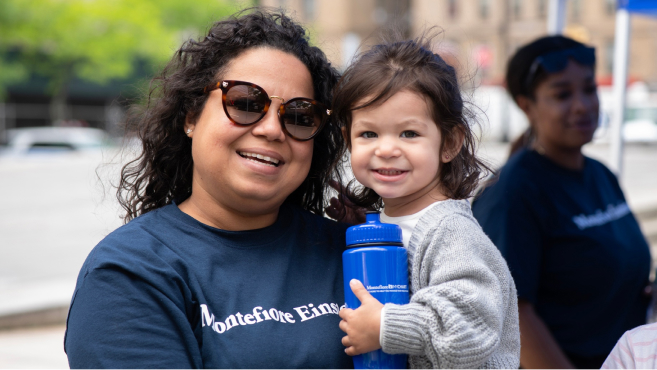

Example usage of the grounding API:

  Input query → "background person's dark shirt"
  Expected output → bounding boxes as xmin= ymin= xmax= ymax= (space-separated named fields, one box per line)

xmin=472 ymin=149 xmax=650 ymax=364
xmin=65 ymin=203 xmax=353 ymax=369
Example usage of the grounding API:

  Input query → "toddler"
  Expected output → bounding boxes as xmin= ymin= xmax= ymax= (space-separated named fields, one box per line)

xmin=332 ymin=37 xmax=521 ymax=368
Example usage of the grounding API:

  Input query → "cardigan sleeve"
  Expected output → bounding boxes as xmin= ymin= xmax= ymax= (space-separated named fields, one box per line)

xmin=380 ymin=213 xmax=518 ymax=369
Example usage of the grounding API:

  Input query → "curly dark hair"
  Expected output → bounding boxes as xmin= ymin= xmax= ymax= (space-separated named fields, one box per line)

xmin=117 ymin=9 xmax=341 ymax=222
xmin=332 ymin=33 xmax=490 ymax=209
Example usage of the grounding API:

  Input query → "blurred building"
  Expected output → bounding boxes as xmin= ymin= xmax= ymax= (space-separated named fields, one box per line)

xmin=261 ymin=0 xmax=657 ymax=88
xmin=3 ymin=0 xmax=656 ymax=141
xmin=1 ymin=78 xmax=129 ymax=138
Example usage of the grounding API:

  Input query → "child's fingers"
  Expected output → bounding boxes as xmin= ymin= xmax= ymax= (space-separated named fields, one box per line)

xmin=350 ymin=279 xmax=375 ymax=304
xmin=344 ymin=346 xmax=363 ymax=356
xmin=338 ymin=319 xmax=348 ymax=333
xmin=341 ymin=335 xmax=352 ymax=347
xmin=338 ymin=307 xmax=352 ymax=320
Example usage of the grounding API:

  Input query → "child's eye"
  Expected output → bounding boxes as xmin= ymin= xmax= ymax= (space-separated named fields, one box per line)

xmin=400 ymin=131 xmax=418 ymax=138
xmin=360 ymin=131 xmax=377 ymax=139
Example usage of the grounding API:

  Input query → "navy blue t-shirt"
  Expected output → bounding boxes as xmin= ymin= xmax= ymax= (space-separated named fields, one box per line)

xmin=472 ymin=149 xmax=650 ymax=359
xmin=64 ymin=203 xmax=353 ymax=369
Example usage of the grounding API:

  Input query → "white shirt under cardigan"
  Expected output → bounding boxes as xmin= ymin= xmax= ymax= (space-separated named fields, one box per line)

xmin=379 ymin=199 xmax=520 ymax=369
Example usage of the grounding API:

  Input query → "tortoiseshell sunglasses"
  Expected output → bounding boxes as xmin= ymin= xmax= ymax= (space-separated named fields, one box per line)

xmin=203 ymin=80 xmax=332 ymax=141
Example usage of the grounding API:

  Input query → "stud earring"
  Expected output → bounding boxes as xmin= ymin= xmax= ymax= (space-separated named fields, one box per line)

xmin=445 ymin=154 xmax=450 ymax=160
xmin=186 ymin=129 xmax=192 ymax=134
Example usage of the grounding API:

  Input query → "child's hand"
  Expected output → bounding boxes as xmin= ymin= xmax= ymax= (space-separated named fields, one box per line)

xmin=339 ymin=279 xmax=384 ymax=356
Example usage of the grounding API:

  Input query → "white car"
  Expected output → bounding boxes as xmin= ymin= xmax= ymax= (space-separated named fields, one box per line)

xmin=2 ymin=127 xmax=112 ymax=155
xmin=595 ymin=106 xmax=657 ymax=144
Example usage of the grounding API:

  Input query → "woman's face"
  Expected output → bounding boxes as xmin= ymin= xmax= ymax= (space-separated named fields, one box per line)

xmin=185 ymin=48 xmax=314 ymax=217
xmin=525 ymin=60 xmax=599 ymax=151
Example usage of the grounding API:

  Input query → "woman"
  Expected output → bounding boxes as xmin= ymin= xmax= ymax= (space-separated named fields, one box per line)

xmin=64 ymin=10 xmax=352 ymax=368
xmin=471 ymin=36 xmax=651 ymax=369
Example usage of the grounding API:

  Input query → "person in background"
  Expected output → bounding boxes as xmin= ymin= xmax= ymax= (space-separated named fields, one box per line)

xmin=471 ymin=35 xmax=652 ymax=369
xmin=602 ymin=322 xmax=657 ymax=369
xmin=64 ymin=10 xmax=353 ymax=368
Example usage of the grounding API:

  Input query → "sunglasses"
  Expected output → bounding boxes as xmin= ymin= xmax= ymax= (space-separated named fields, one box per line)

xmin=524 ymin=46 xmax=596 ymax=91
xmin=203 ymin=80 xmax=331 ymax=141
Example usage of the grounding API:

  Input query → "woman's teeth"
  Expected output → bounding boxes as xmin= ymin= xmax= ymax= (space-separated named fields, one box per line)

xmin=238 ymin=152 xmax=280 ymax=167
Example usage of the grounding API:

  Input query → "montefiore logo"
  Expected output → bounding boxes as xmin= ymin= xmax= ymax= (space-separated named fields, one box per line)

xmin=200 ymin=302 xmax=343 ymax=335
xmin=572 ymin=202 xmax=630 ymax=230
xmin=366 ymin=284 xmax=408 ymax=293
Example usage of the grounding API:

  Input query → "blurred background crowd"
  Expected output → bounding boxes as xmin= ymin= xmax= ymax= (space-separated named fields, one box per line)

xmin=0 ymin=0 xmax=656 ymax=368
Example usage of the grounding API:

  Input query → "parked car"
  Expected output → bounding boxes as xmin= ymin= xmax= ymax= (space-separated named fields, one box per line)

xmin=595 ymin=105 xmax=657 ymax=144
xmin=2 ymin=127 xmax=112 ymax=155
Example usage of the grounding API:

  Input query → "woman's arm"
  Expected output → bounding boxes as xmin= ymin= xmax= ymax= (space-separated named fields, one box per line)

xmin=65 ymin=267 xmax=201 ymax=368
xmin=518 ymin=300 xmax=574 ymax=369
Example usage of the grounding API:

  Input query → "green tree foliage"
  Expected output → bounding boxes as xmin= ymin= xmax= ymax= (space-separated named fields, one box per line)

xmin=0 ymin=0 xmax=236 ymax=108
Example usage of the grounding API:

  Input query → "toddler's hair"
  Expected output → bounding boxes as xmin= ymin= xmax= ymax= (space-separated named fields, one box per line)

xmin=332 ymin=34 xmax=489 ymax=209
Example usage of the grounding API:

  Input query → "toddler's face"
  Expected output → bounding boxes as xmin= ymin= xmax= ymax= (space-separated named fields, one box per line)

xmin=349 ymin=90 xmax=444 ymax=207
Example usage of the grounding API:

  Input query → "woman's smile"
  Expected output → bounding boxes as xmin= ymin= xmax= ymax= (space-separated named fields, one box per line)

xmin=236 ymin=149 xmax=285 ymax=176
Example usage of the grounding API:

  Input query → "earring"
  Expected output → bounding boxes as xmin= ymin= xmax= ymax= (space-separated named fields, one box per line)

xmin=445 ymin=154 xmax=450 ymax=160
xmin=186 ymin=129 xmax=192 ymax=134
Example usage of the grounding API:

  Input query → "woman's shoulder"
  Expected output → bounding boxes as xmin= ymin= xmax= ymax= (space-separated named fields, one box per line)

xmin=584 ymin=155 xmax=619 ymax=182
xmin=79 ymin=205 xmax=184 ymax=273
xmin=290 ymin=204 xmax=350 ymax=232
xmin=479 ymin=149 xmax=542 ymax=195
xmin=475 ymin=149 xmax=553 ymax=208
xmin=287 ymin=205 xmax=350 ymax=250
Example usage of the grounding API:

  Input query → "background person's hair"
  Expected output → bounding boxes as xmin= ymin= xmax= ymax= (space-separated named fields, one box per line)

xmin=332 ymin=32 xmax=490 ymax=210
xmin=506 ymin=35 xmax=591 ymax=156
xmin=117 ymin=9 xmax=341 ymax=222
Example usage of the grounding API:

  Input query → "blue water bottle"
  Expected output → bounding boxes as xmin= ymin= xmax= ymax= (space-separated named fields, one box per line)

xmin=343 ymin=212 xmax=409 ymax=369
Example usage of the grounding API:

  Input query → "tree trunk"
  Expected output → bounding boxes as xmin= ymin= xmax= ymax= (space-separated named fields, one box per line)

xmin=49 ymin=82 xmax=68 ymax=125
xmin=48 ymin=65 xmax=72 ymax=126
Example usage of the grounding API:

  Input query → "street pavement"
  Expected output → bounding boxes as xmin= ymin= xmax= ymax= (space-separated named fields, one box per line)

xmin=0 ymin=325 xmax=68 ymax=369
xmin=0 ymin=141 xmax=655 ymax=368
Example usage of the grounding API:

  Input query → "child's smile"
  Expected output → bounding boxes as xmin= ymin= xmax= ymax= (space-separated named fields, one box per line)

xmin=371 ymin=168 xmax=409 ymax=182
xmin=349 ymin=90 xmax=448 ymax=215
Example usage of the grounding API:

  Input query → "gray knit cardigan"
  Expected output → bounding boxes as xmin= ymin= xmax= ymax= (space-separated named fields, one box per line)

xmin=380 ymin=199 xmax=520 ymax=369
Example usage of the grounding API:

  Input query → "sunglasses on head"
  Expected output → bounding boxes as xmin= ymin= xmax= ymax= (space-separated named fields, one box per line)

xmin=203 ymin=80 xmax=331 ymax=141
xmin=524 ymin=46 xmax=596 ymax=91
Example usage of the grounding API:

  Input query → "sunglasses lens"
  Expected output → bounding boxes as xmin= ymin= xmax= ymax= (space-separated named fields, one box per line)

xmin=282 ymin=100 xmax=323 ymax=140
xmin=225 ymin=85 xmax=268 ymax=124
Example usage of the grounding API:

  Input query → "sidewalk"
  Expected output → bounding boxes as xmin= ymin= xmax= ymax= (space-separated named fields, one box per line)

xmin=0 ymin=325 xmax=68 ymax=369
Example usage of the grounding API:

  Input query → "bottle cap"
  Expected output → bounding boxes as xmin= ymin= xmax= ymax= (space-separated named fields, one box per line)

xmin=346 ymin=212 xmax=403 ymax=246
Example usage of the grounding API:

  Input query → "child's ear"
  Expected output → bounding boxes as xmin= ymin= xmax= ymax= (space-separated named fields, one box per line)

xmin=341 ymin=126 xmax=351 ymax=151
xmin=184 ymin=113 xmax=196 ymax=138
xmin=442 ymin=127 xmax=465 ymax=163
